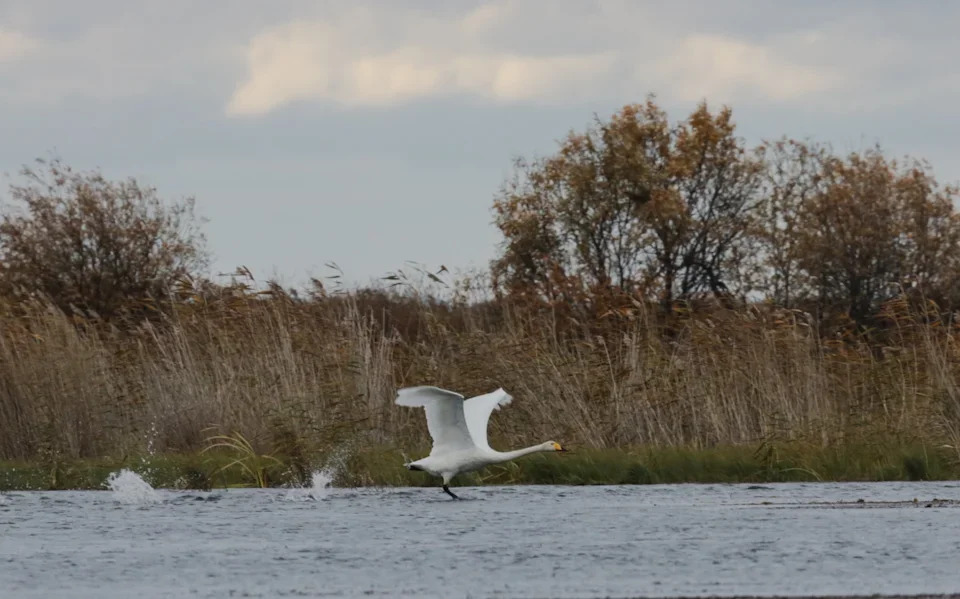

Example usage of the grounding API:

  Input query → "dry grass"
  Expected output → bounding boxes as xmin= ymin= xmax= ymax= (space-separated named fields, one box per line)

xmin=1 ymin=283 xmax=959 ymax=474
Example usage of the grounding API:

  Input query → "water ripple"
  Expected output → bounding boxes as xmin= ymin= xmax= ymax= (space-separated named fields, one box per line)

xmin=3 ymin=481 xmax=960 ymax=598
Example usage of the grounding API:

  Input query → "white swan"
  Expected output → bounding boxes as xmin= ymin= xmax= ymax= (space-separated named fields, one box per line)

xmin=396 ymin=385 xmax=567 ymax=499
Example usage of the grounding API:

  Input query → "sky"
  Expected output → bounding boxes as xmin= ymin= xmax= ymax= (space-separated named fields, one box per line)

xmin=2 ymin=0 xmax=959 ymax=289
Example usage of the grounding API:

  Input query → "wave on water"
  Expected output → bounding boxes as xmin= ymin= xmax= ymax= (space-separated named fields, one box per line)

xmin=105 ymin=469 xmax=161 ymax=504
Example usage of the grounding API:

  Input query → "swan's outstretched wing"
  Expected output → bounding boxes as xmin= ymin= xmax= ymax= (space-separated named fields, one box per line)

xmin=396 ymin=386 xmax=476 ymax=454
xmin=463 ymin=388 xmax=513 ymax=451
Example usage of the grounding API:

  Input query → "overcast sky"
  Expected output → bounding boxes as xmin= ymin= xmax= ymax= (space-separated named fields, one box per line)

xmin=2 ymin=0 xmax=958 ymax=288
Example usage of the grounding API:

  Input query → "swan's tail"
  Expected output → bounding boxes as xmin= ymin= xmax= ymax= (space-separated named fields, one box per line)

xmin=405 ymin=462 xmax=424 ymax=471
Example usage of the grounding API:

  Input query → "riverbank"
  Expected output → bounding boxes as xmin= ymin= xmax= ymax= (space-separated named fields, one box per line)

xmin=2 ymin=442 xmax=957 ymax=491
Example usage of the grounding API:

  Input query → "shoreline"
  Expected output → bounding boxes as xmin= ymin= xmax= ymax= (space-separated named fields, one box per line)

xmin=2 ymin=443 xmax=958 ymax=491
xmin=604 ymin=596 xmax=960 ymax=599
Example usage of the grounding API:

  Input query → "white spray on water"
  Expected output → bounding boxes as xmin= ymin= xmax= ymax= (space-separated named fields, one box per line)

xmin=135 ymin=421 xmax=161 ymax=482
xmin=105 ymin=469 xmax=161 ymax=504
xmin=282 ymin=445 xmax=352 ymax=501
xmin=284 ymin=468 xmax=335 ymax=501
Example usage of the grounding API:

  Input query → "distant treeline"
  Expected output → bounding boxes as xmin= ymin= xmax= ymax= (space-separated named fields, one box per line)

xmin=492 ymin=98 xmax=960 ymax=334
xmin=4 ymin=98 xmax=960 ymax=332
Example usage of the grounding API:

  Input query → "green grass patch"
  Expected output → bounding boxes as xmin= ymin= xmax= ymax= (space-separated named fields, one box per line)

xmin=2 ymin=441 xmax=957 ymax=491
xmin=0 ymin=453 xmax=296 ymax=492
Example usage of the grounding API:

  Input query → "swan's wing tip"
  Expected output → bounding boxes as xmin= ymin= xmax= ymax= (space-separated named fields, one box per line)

xmin=492 ymin=387 xmax=514 ymax=409
xmin=395 ymin=385 xmax=464 ymax=407
xmin=395 ymin=386 xmax=429 ymax=407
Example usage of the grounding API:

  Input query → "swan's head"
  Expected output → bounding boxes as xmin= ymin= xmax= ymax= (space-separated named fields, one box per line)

xmin=545 ymin=441 xmax=568 ymax=452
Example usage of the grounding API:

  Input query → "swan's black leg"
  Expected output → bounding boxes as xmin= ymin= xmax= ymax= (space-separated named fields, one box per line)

xmin=442 ymin=484 xmax=460 ymax=500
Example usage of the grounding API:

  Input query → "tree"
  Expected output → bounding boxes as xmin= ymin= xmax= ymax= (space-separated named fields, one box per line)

xmin=788 ymin=147 xmax=960 ymax=326
xmin=650 ymin=102 xmax=765 ymax=306
xmin=491 ymin=98 xmax=764 ymax=309
xmin=755 ymin=138 xmax=829 ymax=308
xmin=894 ymin=163 xmax=960 ymax=308
xmin=490 ymin=159 xmax=572 ymax=303
xmin=0 ymin=158 xmax=209 ymax=319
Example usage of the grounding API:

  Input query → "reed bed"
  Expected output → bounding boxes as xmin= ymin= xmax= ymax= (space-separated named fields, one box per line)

xmin=1 ymin=286 xmax=959 ymax=486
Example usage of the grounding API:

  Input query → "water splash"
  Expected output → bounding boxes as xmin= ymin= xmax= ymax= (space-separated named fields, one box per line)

xmin=144 ymin=421 xmax=159 ymax=457
xmin=105 ymin=469 xmax=161 ymax=504
xmin=284 ymin=468 xmax=335 ymax=501
xmin=309 ymin=469 xmax=335 ymax=496
xmin=281 ymin=443 xmax=353 ymax=501
xmin=134 ymin=422 xmax=161 ymax=482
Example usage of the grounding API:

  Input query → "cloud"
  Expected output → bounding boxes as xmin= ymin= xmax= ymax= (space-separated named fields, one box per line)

xmin=0 ymin=28 xmax=39 ymax=62
xmin=225 ymin=9 xmax=618 ymax=115
xmin=0 ymin=1 xmax=257 ymax=105
xmin=227 ymin=3 xmax=841 ymax=116
xmin=658 ymin=34 xmax=838 ymax=104
xmin=227 ymin=46 xmax=615 ymax=115
xmin=1 ymin=0 xmax=957 ymax=120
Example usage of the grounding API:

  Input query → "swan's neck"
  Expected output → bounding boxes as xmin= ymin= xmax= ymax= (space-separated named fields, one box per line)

xmin=495 ymin=443 xmax=550 ymax=462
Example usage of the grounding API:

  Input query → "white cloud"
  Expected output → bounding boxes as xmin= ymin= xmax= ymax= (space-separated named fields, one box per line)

xmin=658 ymin=34 xmax=838 ymax=104
xmin=226 ymin=9 xmax=618 ymax=115
xmin=0 ymin=28 xmax=39 ymax=62
xmin=1 ymin=1 xmax=957 ymax=119
xmin=225 ymin=3 xmax=847 ymax=116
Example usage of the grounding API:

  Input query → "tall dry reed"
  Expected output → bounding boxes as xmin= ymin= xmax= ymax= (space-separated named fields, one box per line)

xmin=0 ymin=288 xmax=958 ymax=461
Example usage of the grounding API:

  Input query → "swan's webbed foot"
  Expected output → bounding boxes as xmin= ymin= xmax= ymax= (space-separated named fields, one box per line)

xmin=442 ymin=484 xmax=460 ymax=500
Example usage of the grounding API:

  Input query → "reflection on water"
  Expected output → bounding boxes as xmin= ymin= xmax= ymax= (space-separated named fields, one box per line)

xmin=2 ymin=480 xmax=959 ymax=598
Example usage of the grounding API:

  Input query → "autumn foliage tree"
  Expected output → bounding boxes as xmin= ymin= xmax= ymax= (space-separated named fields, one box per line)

xmin=492 ymin=98 xmax=765 ymax=311
xmin=492 ymin=99 xmax=960 ymax=329
xmin=754 ymin=138 xmax=830 ymax=308
xmin=0 ymin=159 xmax=209 ymax=320
xmin=789 ymin=148 xmax=960 ymax=326
xmin=652 ymin=102 xmax=765 ymax=306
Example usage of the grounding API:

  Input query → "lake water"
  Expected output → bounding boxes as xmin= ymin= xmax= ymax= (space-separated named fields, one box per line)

xmin=2 ymin=474 xmax=960 ymax=598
